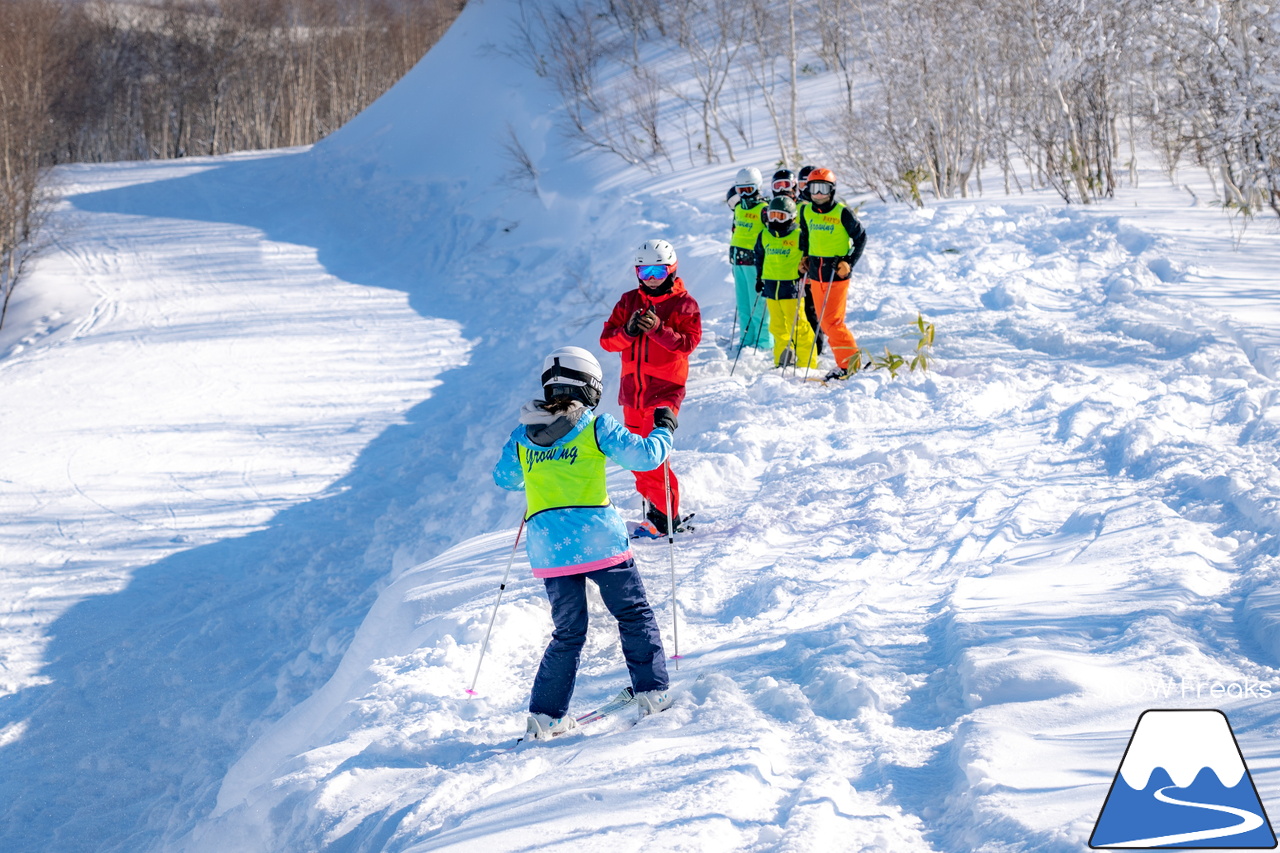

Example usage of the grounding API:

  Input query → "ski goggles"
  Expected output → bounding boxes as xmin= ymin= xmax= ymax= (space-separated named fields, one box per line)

xmin=772 ymin=178 xmax=796 ymax=193
xmin=808 ymin=180 xmax=835 ymax=196
xmin=541 ymin=365 xmax=603 ymax=394
xmin=766 ymin=209 xmax=795 ymax=223
xmin=635 ymin=263 xmax=673 ymax=281
xmin=735 ymin=185 xmax=757 ymax=196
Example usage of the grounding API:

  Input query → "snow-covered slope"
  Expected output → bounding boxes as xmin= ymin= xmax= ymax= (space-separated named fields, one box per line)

xmin=3 ymin=0 xmax=1280 ymax=850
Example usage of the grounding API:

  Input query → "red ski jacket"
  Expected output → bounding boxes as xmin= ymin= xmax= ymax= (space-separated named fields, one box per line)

xmin=600 ymin=277 xmax=702 ymax=409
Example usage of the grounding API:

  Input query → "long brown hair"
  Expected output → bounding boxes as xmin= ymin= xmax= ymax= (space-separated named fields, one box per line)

xmin=540 ymin=396 xmax=580 ymax=415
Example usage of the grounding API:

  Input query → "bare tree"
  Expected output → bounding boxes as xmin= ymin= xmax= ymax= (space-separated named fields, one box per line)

xmin=510 ymin=0 xmax=668 ymax=170
xmin=669 ymin=0 xmax=748 ymax=164
xmin=741 ymin=0 xmax=798 ymax=167
xmin=501 ymin=122 xmax=540 ymax=194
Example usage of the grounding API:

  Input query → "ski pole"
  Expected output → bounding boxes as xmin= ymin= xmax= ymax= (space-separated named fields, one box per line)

xmin=662 ymin=458 xmax=681 ymax=667
xmin=730 ymin=285 xmax=765 ymax=377
xmin=803 ymin=262 xmax=834 ymax=382
xmin=726 ymin=250 xmax=740 ymax=352
xmin=728 ymin=303 xmax=739 ymax=355
xmin=465 ymin=519 xmax=525 ymax=697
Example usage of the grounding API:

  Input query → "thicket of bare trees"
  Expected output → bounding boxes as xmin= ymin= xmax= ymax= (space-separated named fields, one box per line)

xmin=1 ymin=1 xmax=59 ymax=329
xmin=830 ymin=0 xmax=1145 ymax=206
xmin=0 ymin=0 xmax=463 ymax=331
xmin=47 ymin=0 xmax=462 ymax=163
xmin=516 ymin=0 xmax=1280 ymax=220
xmin=1140 ymin=1 xmax=1280 ymax=219
xmin=45 ymin=0 xmax=465 ymax=162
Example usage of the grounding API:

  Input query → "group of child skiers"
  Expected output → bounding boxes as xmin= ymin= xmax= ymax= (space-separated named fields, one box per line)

xmin=492 ymin=166 xmax=866 ymax=740
xmin=728 ymin=165 xmax=868 ymax=381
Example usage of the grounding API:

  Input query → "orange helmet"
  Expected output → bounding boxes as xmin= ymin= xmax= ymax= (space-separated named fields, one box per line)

xmin=806 ymin=168 xmax=836 ymax=198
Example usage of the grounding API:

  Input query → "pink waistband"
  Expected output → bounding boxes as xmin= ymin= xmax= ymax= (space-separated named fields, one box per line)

xmin=532 ymin=551 xmax=634 ymax=578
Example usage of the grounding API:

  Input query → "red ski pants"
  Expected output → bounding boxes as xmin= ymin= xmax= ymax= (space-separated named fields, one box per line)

xmin=623 ymin=405 xmax=680 ymax=518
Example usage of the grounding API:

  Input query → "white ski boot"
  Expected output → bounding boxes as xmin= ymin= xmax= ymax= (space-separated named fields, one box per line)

xmin=525 ymin=712 xmax=579 ymax=741
xmin=637 ymin=689 xmax=673 ymax=716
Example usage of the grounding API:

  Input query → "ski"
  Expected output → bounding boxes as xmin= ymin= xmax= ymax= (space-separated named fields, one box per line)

xmin=501 ymin=687 xmax=638 ymax=750
xmin=798 ymin=359 xmax=872 ymax=385
xmin=575 ymin=687 xmax=637 ymax=724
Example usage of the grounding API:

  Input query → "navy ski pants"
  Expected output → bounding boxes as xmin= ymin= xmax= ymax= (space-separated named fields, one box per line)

xmin=529 ymin=558 xmax=669 ymax=718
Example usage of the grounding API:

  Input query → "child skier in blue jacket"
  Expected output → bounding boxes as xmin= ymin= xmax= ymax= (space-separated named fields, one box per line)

xmin=492 ymin=345 xmax=676 ymax=740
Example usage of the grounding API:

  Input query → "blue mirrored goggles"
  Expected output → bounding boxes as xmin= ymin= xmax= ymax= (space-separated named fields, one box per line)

xmin=636 ymin=264 xmax=672 ymax=281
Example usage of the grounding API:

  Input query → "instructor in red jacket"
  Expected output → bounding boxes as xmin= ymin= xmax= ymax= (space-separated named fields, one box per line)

xmin=600 ymin=239 xmax=702 ymax=536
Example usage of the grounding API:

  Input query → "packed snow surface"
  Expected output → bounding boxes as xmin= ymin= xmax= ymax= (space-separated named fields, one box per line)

xmin=3 ymin=0 xmax=1280 ymax=851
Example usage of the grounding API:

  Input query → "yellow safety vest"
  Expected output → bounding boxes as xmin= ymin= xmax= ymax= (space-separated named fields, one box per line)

xmin=518 ymin=420 xmax=609 ymax=519
xmin=802 ymin=202 xmax=853 ymax=258
xmin=760 ymin=227 xmax=803 ymax=281
xmin=730 ymin=200 xmax=767 ymax=250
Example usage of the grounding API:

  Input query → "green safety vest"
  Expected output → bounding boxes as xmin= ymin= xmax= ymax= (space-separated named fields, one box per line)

xmin=760 ymin=227 xmax=803 ymax=281
xmin=518 ymin=420 xmax=609 ymax=519
xmin=730 ymin=200 xmax=767 ymax=250
xmin=802 ymin=202 xmax=853 ymax=258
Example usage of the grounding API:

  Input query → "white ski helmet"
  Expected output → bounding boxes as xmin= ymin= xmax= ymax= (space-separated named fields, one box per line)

xmin=734 ymin=167 xmax=762 ymax=194
xmin=541 ymin=345 xmax=604 ymax=408
xmin=635 ymin=238 xmax=677 ymax=267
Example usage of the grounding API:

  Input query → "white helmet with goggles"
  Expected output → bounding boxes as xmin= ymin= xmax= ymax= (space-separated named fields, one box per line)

xmin=541 ymin=346 xmax=604 ymax=409
xmin=635 ymin=239 xmax=677 ymax=284
xmin=734 ymin=167 xmax=762 ymax=196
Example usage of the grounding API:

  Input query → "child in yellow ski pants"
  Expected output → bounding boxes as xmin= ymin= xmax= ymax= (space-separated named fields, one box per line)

xmin=763 ymin=280 xmax=817 ymax=368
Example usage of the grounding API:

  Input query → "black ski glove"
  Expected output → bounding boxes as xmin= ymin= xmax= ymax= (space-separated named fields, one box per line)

xmin=653 ymin=407 xmax=678 ymax=431
xmin=625 ymin=309 xmax=644 ymax=337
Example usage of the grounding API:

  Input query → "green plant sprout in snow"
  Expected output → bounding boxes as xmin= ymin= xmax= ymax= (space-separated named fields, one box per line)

xmin=852 ymin=313 xmax=936 ymax=379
